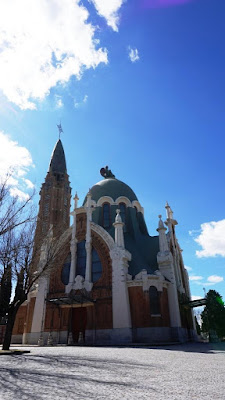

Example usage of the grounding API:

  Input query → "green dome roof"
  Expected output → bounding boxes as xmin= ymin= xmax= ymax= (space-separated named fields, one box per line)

xmin=84 ymin=178 xmax=138 ymax=204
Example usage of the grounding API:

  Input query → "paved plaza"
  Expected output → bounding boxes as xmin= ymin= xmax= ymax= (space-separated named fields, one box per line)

xmin=0 ymin=343 xmax=225 ymax=400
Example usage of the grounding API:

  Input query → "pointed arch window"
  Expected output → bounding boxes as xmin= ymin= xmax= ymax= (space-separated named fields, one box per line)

xmin=102 ymin=202 xmax=111 ymax=228
xmin=92 ymin=248 xmax=102 ymax=282
xmin=149 ymin=286 xmax=161 ymax=316
xmin=75 ymin=242 xmax=103 ymax=283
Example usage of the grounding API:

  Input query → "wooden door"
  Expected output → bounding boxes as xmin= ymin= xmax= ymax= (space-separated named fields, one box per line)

xmin=71 ymin=307 xmax=87 ymax=343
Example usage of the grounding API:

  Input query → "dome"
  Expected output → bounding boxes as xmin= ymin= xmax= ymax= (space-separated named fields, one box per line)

xmin=83 ymin=178 xmax=138 ymax=205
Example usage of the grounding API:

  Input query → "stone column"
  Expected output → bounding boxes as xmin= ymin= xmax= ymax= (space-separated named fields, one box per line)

xmin=66 ymin=193 xmax=78 ymax=293
xmin=110 ymin=247 xmax=131 ymax=329
xmin=110 ymin=211 xmax=132 ymax=343
xmin=84 ymin=191 xmax=93 ymax=291
xmin=30 ymin=275 xmax=48 ymax=344
xmin=30 ymin=235 xmax=51 ymax=344
xmin=156 ymin=216 xmax=181 ymax=329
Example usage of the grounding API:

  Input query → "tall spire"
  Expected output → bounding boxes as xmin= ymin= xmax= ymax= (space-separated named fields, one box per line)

xmin=49 ymin=139 xmax=67 ymax=174
xmin=34 ymin=136 xmax=71 ymax=245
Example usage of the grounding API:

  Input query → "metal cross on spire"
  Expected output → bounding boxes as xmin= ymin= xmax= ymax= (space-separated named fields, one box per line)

xmin=57 ymin=122 xmax=63 ymax=139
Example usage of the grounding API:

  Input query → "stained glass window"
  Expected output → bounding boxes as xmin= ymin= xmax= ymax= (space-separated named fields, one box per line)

xmin=92 ymin=248 xmax=102 ymax=282
xmin=61 ymin=253 xmax=71 ymax=285
xmin=61 ymin=244 xmax=102 ymax=285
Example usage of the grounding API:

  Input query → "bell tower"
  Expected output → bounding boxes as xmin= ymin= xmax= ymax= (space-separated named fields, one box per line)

xmin=34 ymin=134 xmax=71 ymax=246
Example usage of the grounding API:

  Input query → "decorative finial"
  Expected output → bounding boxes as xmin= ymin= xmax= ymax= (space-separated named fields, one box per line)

xmin=57 ymin=122 xmax=63 ymax=139
xmin=165 ymin=202 xmax=173 ymax=219
xmin=74 ymin=192 xmax=79 ymax=209
xmin=100 ymin=166 xmax=115 ymax=179
xmin=115 ymin=209 xmax=122 ymax=223
xmin=157 ymin=214 xmax=165 ymax=229
xmin=87 ymin=189 xmax=92 ymax=208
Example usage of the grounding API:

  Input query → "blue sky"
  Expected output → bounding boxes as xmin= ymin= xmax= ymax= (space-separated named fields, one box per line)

xmin=0 ymin=0 xmax=225 ymax=303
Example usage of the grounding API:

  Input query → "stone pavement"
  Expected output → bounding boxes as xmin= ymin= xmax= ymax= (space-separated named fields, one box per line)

xmin=0 ymin=343 xmax=225 ymax=400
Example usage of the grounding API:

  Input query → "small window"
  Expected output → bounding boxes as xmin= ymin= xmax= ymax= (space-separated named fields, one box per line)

xmin=63 ymin=211 xmax=67 ymax=223
xmin=43 ymin=203 xmax=49 ymax=216
xmin=92 ymin=248 xmax=102 ymax=283
xmin=149 ymin=286 xmax=161 ymax=315
xmin=76 ymin=241 xmax=86 ymax=278
xmin=42 ymin=222 xmax=47 ymax=234
xmin=102 ymin=203 xmax=111 ymax=228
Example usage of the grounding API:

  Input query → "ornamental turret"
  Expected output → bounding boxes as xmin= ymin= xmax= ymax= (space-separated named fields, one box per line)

xmin=157 ymin=215 xmax=169 ymax=253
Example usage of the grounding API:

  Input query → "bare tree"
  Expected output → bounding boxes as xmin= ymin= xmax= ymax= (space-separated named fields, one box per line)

xmin=0 ymin=176 xmax=71 ymax=350
xmin=1 ymin=221 xmax=70 ymax=350
xmin=0 ymin=232 xmax=12 ymax=322
xmin=0 ymin=175 xmax=35 ymax=322
xmin=0 ymin=174 xmax=35 ymax=238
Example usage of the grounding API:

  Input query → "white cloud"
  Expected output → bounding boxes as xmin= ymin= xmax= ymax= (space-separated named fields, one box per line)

xmin=192 ymin=275 xmax=224 ymax=287
xmin=0 ymin=0 xmax=108 ymax=110
xmin=0 ymin=131 xmax=33 ymax=178
xmin=189 ymin=275 xmax=203 ymax=281
xmin=9 ymin=187 xmax=29 ymax=201
xmin=55 ymin=96 xmax=64 ymax=109
xmin=189 ymin=229 xmax=201 ymax=236
xmin=91 ymin=0 xmax=124 ymax=31
xmin=0 ymin=131 xmax=34 ymax=199
xmin=23 ymin=178 xmax=35 ymax=189
xmin=74 ymin=94 xmax=88 ymax=108
xmin=195 ymin=219 xmax=225 ymax=258
xmin=185 ymin=265 xmax=192 ymax=272
xmin=207 ymin=275 xmax=224 ymax=284
xmin=128 ymin=47 xmax=140 ymax=63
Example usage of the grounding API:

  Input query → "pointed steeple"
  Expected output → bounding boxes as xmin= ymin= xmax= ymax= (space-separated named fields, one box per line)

xmin=33 ymin=138 xmax=71 ymax=247
xmin=49 ymin=139 xmax=67 ymax=174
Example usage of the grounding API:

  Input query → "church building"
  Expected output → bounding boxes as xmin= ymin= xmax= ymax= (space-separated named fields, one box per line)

xmin=12 ymin=137 xmax=196 ymax=345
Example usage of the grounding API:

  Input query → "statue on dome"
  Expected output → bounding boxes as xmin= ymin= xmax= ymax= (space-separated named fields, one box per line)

xmin=100 ymin=166 xmax=115 ymax=179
